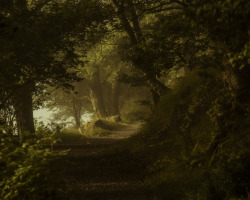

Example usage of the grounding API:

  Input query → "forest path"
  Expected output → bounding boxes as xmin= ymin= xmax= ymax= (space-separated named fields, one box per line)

xmin=54 ymin=122 xmax=156 ymax=200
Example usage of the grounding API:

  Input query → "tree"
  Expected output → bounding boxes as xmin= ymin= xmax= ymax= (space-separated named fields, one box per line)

xmin=185 ymin=0 xmax=250 ymax=161
xmin=107 ymin=0 xmax=214 ymax=104
xmin=108 ymin=0 xmax=174 ymax=102
xmin=45 ymin=82 xmax=92 ymax=128
xmin=79 ymin=42 xmax=119 ymax=118
xmin=0 ymin=0 xmax=109 ymax=141
xmin=188 ymin=0 xmax=250 ymax=99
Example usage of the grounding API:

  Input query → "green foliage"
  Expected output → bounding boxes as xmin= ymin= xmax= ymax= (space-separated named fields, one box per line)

xmin=187 ymin=0 xmax=250 ymax=70
xmin=146 ymin=71 xmax=249 ymax=199
xmin=1 ymin=1 xmax=249 ymax=199
xmin=0 ymin=129 xmax=66 ymax=200
xmin=34 ymin=121 xmax=62 ymax=147
xmin=109 ymin=68 xmax=250 ymax=199
xmin=0 ymin=0 xmax=110 ymax=110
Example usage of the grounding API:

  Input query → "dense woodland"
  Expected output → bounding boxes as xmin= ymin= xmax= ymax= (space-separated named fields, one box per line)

xmin=0 ymin=0 xmax=249 ymax=199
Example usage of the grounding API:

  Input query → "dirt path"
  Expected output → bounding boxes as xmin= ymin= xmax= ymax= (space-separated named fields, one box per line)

xmin=55 ymin=122 xmax=156 ymax=200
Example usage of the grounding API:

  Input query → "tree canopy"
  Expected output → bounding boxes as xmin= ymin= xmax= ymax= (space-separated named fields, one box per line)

xmin=0 ymin=0 xmax=249 ymax=199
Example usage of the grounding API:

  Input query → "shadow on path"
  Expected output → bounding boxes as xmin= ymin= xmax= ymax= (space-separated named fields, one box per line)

xmin=54 ymin=122 xmax=156 ymax=200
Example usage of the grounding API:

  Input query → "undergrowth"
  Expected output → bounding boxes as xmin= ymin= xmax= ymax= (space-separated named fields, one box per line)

xmin=0 ymin=126 xmax=67 ymax=200
xmin=107 ymin=69 xmax=250 ymax=200
xmin=82 ymin=119 xmax=129 ymax=137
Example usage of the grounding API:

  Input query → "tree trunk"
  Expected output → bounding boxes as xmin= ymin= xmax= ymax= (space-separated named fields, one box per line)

xmin=146 ymin=74 xmax=171 ymax=96
xmin=72 ymin=101 xmax=82 ymax=128
xmin=110 ymin=0 xmax=138 ymax=44
xmin=127 ymin=0 xmax=143 ymax=41
xmin=90 ymin=89 xmax=107 ymax=118
xmin=110 ymin=0 xmax=170 ymax=98
xmin=111 ymin=81 xmax=120 ymax=116
xmin=89 ymin=69 xmax=107 ymax=118
xmin=13 ymin=84 xmax=35 ymax=143
xmin=151 ymin=89 xmax=160 ymax=105
xmin=74 ymin=115 xmax=81 ymax=128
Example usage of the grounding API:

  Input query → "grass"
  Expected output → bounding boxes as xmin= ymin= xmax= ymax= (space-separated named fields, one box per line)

xmin=35 ymin=120 xmax=130 ymax=145
xmin=83 ymin=127 xmax=114 ymax=137
xmin=82 ymin=119 xmax=129 ymax=137
xmin=58 ymin=128 xmax=85 ymax=144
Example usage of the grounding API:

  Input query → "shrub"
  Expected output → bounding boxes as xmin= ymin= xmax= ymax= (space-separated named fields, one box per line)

xmin=0 ymin=127 xmax=66 ymax=200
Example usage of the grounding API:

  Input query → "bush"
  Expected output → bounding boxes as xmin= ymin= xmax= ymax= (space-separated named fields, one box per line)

xmin=0 ymin=128 xmax=66 ymax=200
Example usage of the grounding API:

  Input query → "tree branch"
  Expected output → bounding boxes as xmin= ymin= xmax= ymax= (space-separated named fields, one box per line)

xmin=110 ymin=0 xmax=138 ymax=44
xmin=135 ymin=0 xmax=187 ymax=16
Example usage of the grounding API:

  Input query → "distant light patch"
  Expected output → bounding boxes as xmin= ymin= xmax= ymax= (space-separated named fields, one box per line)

xmin=33 ymin=108 xmax=93 ymax=127
xmin=33 ymin=108 xmax=53 ymax=125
